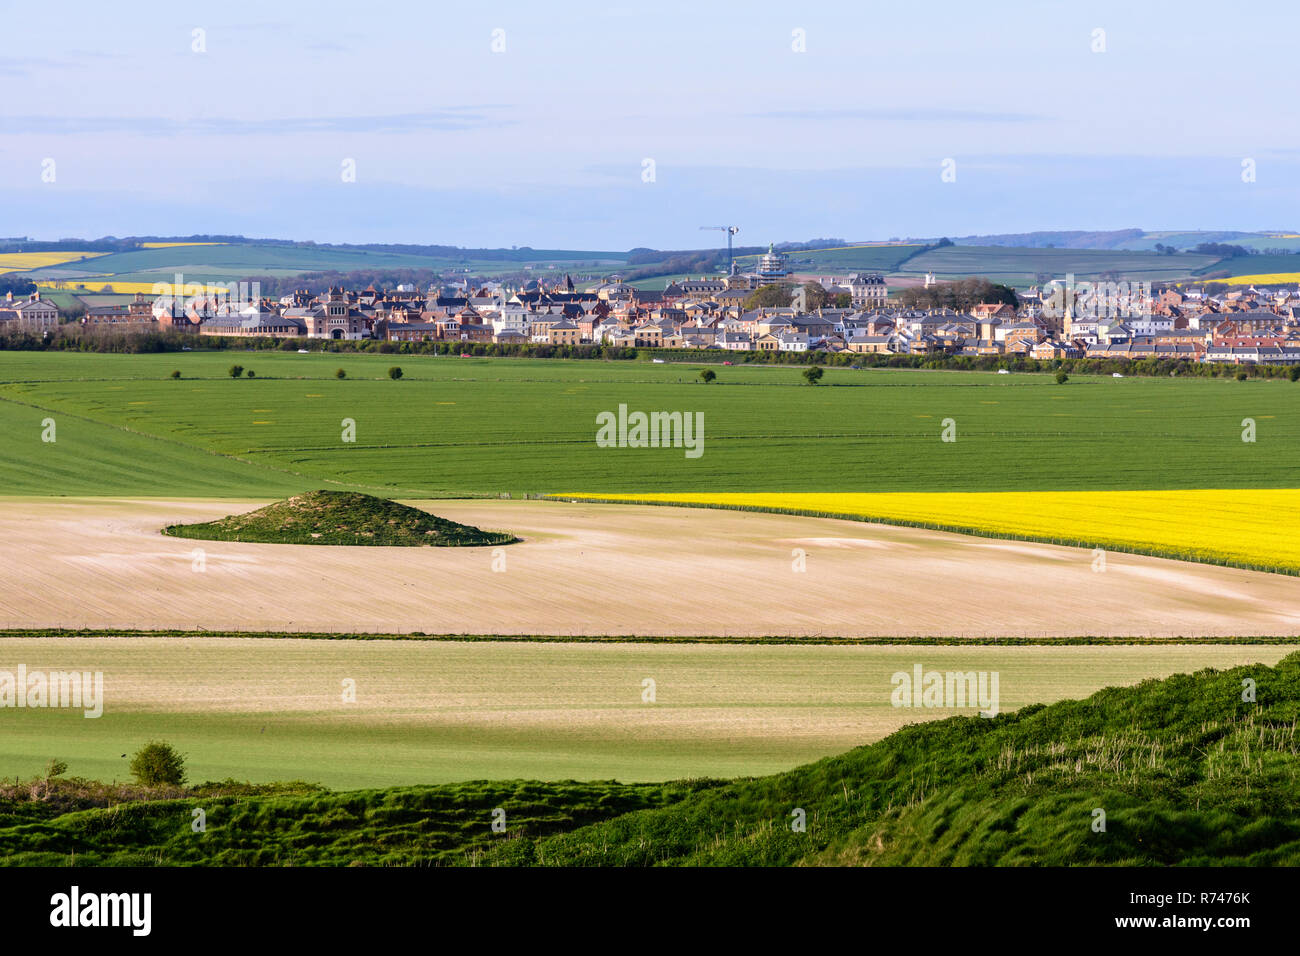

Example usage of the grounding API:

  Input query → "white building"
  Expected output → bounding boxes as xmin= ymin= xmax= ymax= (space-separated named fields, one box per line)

xmin=778 ymin=331 xmax=809 ymax=352
xmin=493 ymin=304 xmax=533 ymax=337
xmin=845 ymin=273 xmax=889 ymax=308
xmin=4 ymin=292 xmax=59 ymax=329
xmin=719 ymin=331 xmax=755 ymax=351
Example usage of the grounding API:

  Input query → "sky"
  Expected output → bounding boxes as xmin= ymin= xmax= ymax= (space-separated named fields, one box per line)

xmin=2 ymin=0 xmax=1298 ymax=249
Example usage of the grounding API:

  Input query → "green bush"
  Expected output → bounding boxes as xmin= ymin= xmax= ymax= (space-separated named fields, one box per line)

xmin=699 ymin=369 xmax=716 ymax=384
xmin=228 ymin=365 xmax=244 ymax=378
xmin=129 ymin=741 xmax=187 ymax=787
xmin=388 ymin=366 xmax=403 ymax=380
xmin=1055 ymin=370 xmax=1069 ymax=385
xmin=170 ymin=370 xmax=181 ymax=379
xmin=335 ymin=368 xmax=347 ymax=379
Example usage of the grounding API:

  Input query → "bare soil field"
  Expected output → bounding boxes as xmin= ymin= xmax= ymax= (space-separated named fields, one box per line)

xmin=1 ymin=498 xmax=1299 ymax=637
xmin=0 ymin=638 xmax=1288 ymax=786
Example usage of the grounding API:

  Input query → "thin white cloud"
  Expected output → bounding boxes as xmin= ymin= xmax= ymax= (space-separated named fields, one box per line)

xmin=751 ymin=107 xmax=1050 ymax=123
xmin=0 ymin=110 xmax=514 ymax=135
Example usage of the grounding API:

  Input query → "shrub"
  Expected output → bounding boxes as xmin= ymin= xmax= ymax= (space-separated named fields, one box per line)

xmin=170 ymin=370 xmax=181 ymax=379
xmin=699 ymin=369 xmax=716 ymax=384
xmin=1236 ymin=369 xmax=1249 ymax=381
xmin=335 ymin=368 xmax=347 ymax=379
xmin=388 ymin=366 xmax=403 ymax=380
xmin=246 ymin=369 xmax=255 ymax=378
xmin=1055 ymin=370 xmax=1069 ymax=384
xmin=228 ymin=365 xmax=244 ymax=378
xmin=802 ymin=365 xmax=824 ymax=385
xmin=45 ymin=759 xmax=68 ymax=779
xmin=129 ymin=741 xmax=186 ymax=787
xmin=1289 ymin=366 xmax=1300 ymax=382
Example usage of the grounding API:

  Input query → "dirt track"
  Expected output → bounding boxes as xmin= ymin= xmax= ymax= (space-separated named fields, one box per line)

xmin=2 ymin=497 xmax=1299 ymax=637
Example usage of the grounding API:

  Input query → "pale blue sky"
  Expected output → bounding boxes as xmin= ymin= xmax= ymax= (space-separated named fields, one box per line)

xmin=1 ymin=0 xmax=1296 ymax=248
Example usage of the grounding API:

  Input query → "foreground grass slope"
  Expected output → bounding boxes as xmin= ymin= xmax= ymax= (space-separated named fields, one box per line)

xmin=489 ymin=653 xmax=1300 ymax=866
xmin=0 ymin=780 xmax=712 ymax=867
xmin=3 ymin=653 xmax=1296 ymax=865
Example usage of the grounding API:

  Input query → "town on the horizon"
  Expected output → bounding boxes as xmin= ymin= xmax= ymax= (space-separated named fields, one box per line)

xmin=5 ymin=239 xmax=1300 ymax=367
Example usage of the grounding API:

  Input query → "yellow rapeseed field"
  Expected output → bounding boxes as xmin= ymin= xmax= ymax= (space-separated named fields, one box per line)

xmin=58 ymin=280 xmax=169 ymax=294
xmin=1198 ymin=273 xmax=1300 ymax=286
xmin=0 ymin=251 xmax=107 ymax=274
xmin=561 ymin=490 xmax=1300 ymax=574
xmin=45 ymin=279 xmax=230 ymax=295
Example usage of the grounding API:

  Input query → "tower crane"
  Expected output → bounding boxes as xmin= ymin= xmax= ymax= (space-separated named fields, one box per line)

xmin=699 ymin=225 xmax=740 ymax=272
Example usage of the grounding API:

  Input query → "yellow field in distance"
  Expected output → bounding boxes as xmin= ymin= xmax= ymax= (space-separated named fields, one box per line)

xmin=42 ymin=279 xmax=231 ymax=295
xmin=561 ymin=490 xmax=1300 ymax=575
xmin=0 ymin=251 xmax=108 ymax=274
xmin=1198 ymin=273 xmax=1300 ymax=286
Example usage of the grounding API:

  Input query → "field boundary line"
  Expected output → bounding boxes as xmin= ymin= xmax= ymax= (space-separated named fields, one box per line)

xmin=0 ymin=628 xmax=1296 ymax=646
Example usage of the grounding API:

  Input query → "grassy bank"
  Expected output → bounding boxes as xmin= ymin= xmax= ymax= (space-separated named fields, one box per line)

xmin=2 ymin=652 xmax=1297 ymax=865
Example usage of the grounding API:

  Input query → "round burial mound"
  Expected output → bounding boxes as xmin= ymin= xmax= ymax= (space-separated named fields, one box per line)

xmin=161 ymin=490 xmax=516 ymax=547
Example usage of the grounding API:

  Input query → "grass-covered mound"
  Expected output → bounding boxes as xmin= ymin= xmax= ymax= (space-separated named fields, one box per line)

xmin=4 ymin=653 xmax=1298 ymax=866
xmin=161 ymin=490 xmax=515 ymax=547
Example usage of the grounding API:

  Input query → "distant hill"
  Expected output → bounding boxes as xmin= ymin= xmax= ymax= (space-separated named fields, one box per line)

xmin=950 ymin=229 xmax=1148 ymax=249
xmin=950 ymin=229 xmax=1300 ymax=253
xmin=9 ymin=231 xmax=1299 ymax=295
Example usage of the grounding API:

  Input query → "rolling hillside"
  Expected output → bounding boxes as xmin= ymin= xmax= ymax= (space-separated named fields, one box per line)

xmin=2 ymin=652 xmax=1295 ymax=865
xmin=6 ymin=233 xmax=1284 ymax=302
xmin=1 ymin=352 xmax=1298 ymax=498
xmin=1193 ymin=253 xmax=1300 ymax=278
xmin=898 ymin=245 xmax=1221 ymax=285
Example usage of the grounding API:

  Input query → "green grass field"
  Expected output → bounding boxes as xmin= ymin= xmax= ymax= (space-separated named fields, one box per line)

xmin=0 ymin=638 xmax=1286 ymax=788
xmin=899 ymin=245 xmax=1221 ymax=285
xmin=1193 ymin=253 xmax=1300 ymax=277
xmin=0 ymin=351 xmax=1295 ymax=498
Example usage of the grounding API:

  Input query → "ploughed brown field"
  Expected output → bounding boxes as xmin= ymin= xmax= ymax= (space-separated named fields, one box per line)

xmin=2 ymin=497 xmax=1299 ymax=638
